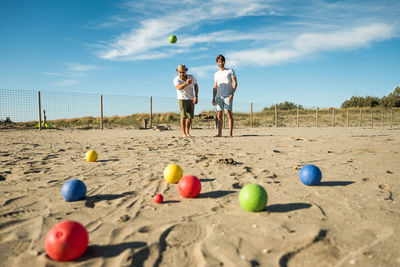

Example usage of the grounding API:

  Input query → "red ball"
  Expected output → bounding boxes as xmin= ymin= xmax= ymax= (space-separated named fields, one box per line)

xmin=178 ymin=175 xmax=201 ymax=198
xmin=45 ymin=220 xmax=88 ymax=261
xmin=154 ymin=193 xmax=164 ymax=203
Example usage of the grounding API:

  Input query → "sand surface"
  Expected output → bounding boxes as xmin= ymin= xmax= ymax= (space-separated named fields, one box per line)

xmin=0 ymin=127 xmax=399 ymax=267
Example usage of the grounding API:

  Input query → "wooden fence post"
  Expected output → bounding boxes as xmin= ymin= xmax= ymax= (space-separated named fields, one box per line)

xmin=296 ymin=107 xmax=299 ymax=127
xmin=381 ymin=108 xmax=384 ymax=127
xmin=149 ymin=96 xmax=153 ymax=128
xmin=37 ymin=91 xmax=42 ymax=130
xmin=346 ymin=108 xmax=349 ymax=127
xmin=100 ymin=94 xmax=103 ymax=130
xmin=250 ymin=102 xmax=253 ymax=127
xmin=332 ymin=108 xmax=335 ymax=127
xmin=360 ymin=109 xmax=362 ymax=127
xmin=274 ymin=104 xmax=277 ymax=127
xmin=316 ymin=107 xmax=319 ymax=127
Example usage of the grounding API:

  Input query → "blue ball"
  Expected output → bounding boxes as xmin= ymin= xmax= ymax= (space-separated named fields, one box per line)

xmin=62 ymin=179 xmax=87 ymax=202
xmin=299 ymin=165 xmax=322 ymax=186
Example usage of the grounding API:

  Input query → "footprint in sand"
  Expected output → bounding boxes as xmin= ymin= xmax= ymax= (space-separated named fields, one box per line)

xmin=165 ymin=222 xmax=204 ymax=248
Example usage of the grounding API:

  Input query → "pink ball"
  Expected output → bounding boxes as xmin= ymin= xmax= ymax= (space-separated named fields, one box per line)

xmin=178 ymin=175 xmax=201 ymax=198
xmin=154 ymin=193 xmax=164 ymax=203
xmin=45 ymin=220 xmax=88 ymax=261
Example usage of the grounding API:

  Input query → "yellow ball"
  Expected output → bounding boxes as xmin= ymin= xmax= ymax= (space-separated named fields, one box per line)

xmin=163 ymin=164 xmax=183 ymax=183
xmin=85 ymin=150 xmax=98 ymax=162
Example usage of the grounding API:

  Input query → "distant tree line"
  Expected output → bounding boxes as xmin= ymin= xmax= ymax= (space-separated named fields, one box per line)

xmin=261 ymin=86 xmax=399 ymax=111
xmin=263 ymin=101 xmax=303 ymax=111
xmin=341 ymin=86 xmax=400 ymax=108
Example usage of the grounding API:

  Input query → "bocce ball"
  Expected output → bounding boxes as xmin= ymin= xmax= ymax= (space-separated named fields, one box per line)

xmin=62 ymin=179 xmax=87 ymax=202
xmin=85 ymin=150 xmax=98 ymax=162
xmin=239 ymin=183 xmax=268 ymax=212
xmin=169 ymin=34 xmax=177 ymax=43
xmin=299 ymin=164 xmax=322 ymax=186
xmin=178 ymin=175 xmax=201 ymax=198
xmin=163 ymin=164 xmax=183 ymax=183
xmin=154 ymin=193 xmax=164 ymax=203
xmin=45 ymin=220 xmax=88 ymax=261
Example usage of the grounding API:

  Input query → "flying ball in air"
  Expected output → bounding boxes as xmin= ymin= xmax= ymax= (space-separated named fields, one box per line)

xmin=169 ymin=34 xmax=177 ymax=43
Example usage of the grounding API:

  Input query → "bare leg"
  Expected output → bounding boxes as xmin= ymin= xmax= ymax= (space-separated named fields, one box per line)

xmin=226 ymin=110 xmax=234 ymax=137
xmin=185 ymin=118 xmax=192 ymax=138
xmin=181 ymin=118 xmax=188 ymax=138
xmin=214 ymin=111 xmax=223 ymax=137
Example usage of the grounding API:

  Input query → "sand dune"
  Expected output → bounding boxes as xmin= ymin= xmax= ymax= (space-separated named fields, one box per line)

xmin=0 ymin=127 xmax=399 ymax=266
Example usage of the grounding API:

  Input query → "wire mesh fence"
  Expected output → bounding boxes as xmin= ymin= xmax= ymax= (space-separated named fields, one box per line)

xmin=1 ymin=88 xmax=399 ymax=129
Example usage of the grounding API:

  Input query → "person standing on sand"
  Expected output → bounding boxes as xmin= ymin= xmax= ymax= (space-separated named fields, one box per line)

xmin=174 ymin=64 xmax=199 ymax=138
xmin=212 ymin=54 xmax=237 ymax=137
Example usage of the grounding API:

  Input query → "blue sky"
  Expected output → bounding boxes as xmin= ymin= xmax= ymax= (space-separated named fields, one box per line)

xmin=1 ymin=0 xmax=399 ymax=108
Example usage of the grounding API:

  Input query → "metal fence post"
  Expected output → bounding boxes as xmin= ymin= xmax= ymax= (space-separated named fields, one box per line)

xmin=316 ymin=107 xmax=319 ymax=127
xmin=274 ymin=104 xmax=277 ymax=127
xmin=296 ymin=107 xmax=299 ymax=127
xmin=37 ymin=91 xmax=42 ymax=130
xmin=347 ymin=108 xmax=349 ymax=127
xmin=360 ymin=109 xmax=362 ymax=127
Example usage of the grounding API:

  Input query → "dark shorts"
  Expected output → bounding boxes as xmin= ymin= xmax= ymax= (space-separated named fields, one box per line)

xmin=178 ymin=99 xmax=194 ymax=119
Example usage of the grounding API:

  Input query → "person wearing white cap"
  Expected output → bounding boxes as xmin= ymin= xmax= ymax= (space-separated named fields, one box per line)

xmin=173 ymin=64 xmax=199 ymax=138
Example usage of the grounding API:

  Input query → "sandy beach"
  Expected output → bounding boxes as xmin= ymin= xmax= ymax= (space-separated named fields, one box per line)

xmin=0 ymin=127 xmax=399 ymax=266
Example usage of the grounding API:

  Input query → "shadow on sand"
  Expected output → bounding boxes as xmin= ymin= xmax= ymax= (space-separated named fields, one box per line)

xmin=85 ymin=191 xmax=135 ymax=207
xmin=198 ymin=190 xmax=236 ymax=199
xmin=317 ymin=181 xmax=354 ymax=187
xmin=267 ymin=203 xmax=312 ymax=213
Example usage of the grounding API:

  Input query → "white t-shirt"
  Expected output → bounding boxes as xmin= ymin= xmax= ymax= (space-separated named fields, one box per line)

xmin=173 ymin=74 xmax=197 ymax=100
xmin=214 ymin=68 xmax=236 ymax=97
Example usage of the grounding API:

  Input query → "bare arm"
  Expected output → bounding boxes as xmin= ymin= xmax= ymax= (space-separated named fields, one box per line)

xmin=231 ymin=76 xmax=237 ymax=96
xmin=175 ymin=78 xmax=192 ymax=90
xmin=212 ymin=85 xmax=217 ymax=105
xmin=193 ymin=83 xmax=199 ymax=104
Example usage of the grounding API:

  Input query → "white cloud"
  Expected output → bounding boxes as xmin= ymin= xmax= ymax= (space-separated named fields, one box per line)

xmin=95 ymin=0 xmax=399 ymax=69
xmin=41 ymin=72 xmax=62 ymax=76
xmin=67 ymin=63 xmax=97 ymax=72
xmin=294 ymin=23 xmax=394 ymax=53
xmin=229 ymin=23 xmax=395 ymax=67
xmin=97 ymin=0 xmax=274 ymax=60
xmin=190 ymin=65 xmax=218 ymax=79
xmin=55 ymin=80 xmax=78 ymax=86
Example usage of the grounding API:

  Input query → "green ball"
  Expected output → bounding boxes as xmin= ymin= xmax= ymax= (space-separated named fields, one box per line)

xmin=239 ymin=184 xmax=268 ymax=212
xmin=169 ymin=35 xmax=177 ymax=43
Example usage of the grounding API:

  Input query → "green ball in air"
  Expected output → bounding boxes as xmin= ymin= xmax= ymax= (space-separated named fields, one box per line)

xmin=169 ymin=35 xmax=177 ymax=43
